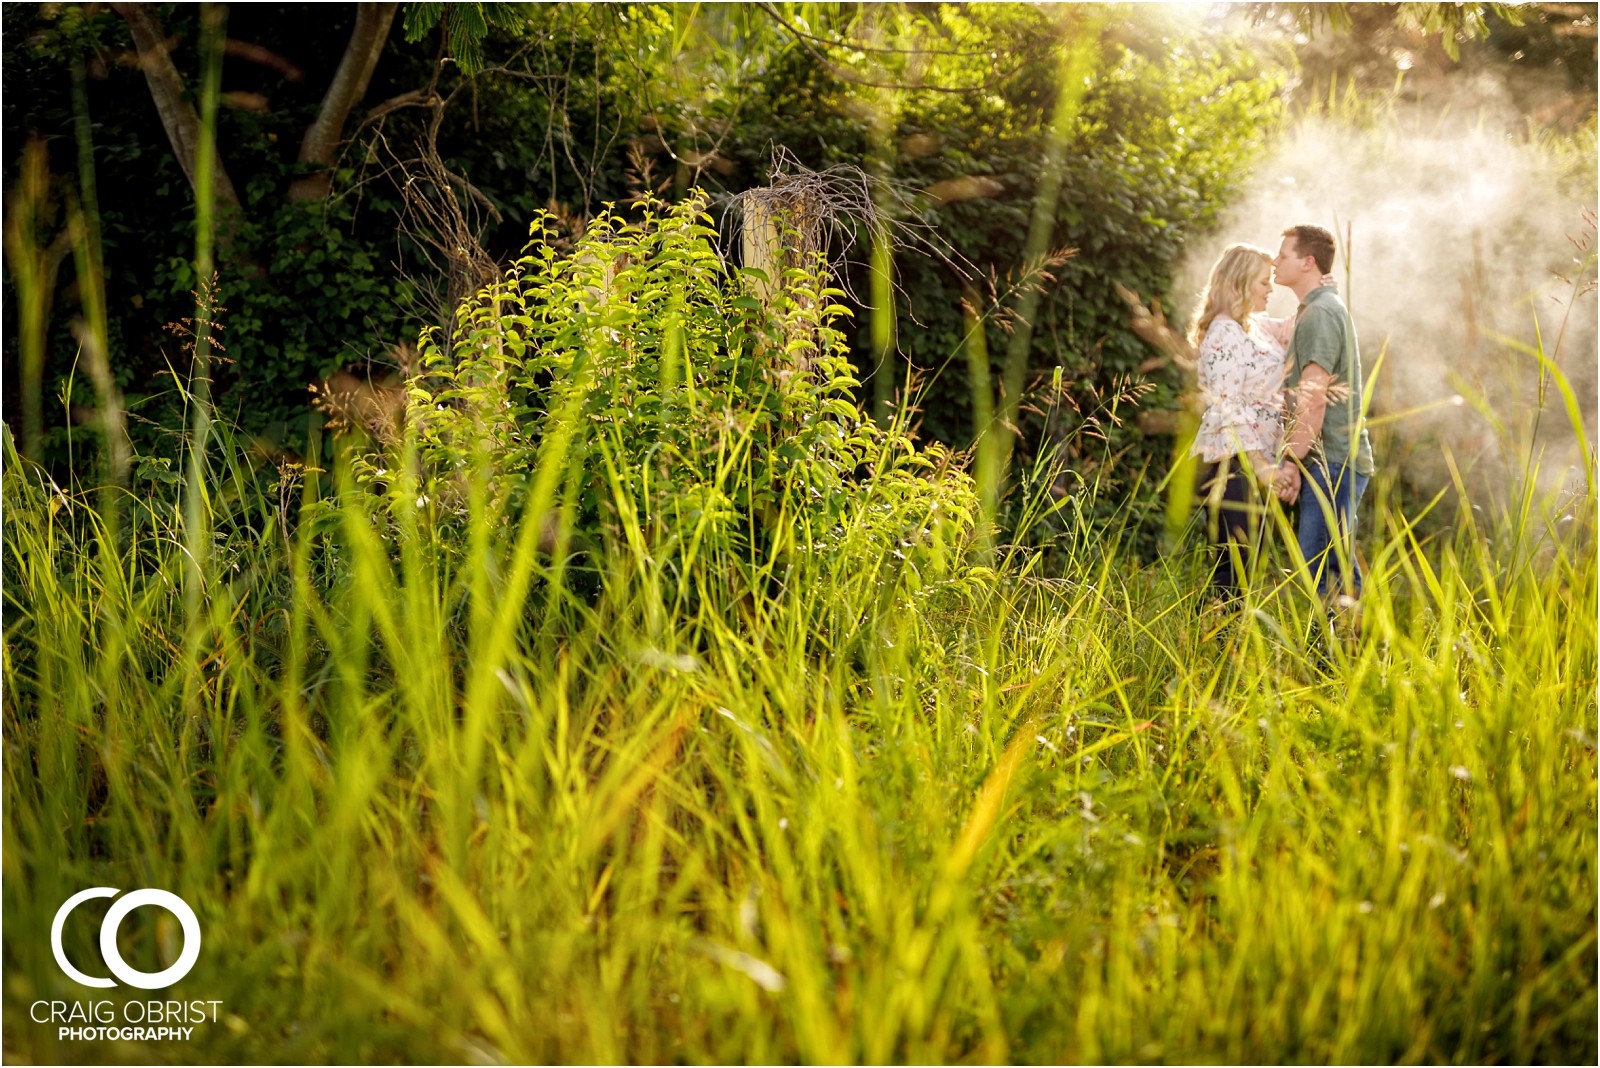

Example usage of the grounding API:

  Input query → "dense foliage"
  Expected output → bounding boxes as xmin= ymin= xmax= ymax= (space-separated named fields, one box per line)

xmin=720 ymin=10 xmax=1285 ymax=511
xmin=381 ymin=193 xmax=985 ymax=618
xmin=8 ymin=4 xmax=1595 ymax=546
xmin=3 ymin=4 xmax=429 ymax=453
xmin=3 ymin=2 xmax=1287 ymax=550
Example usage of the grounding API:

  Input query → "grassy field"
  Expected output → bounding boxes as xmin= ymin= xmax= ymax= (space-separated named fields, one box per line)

xmin=3 ymin=359 xmax=1595 ymax=1064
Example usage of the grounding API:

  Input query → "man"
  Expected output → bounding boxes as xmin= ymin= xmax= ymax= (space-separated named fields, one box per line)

xmin=1270 ymin=224 xmax=1376 ymax=602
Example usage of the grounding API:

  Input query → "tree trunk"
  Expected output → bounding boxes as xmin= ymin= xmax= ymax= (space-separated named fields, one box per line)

xmin=288 ymin=2 xmax=400 ymax=202
xmin=112 ymin=2 xmax=241 ymax=213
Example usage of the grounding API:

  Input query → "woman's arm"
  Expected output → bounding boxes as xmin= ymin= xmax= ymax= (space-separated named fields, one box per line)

xmin=1258 ymin=316 xmax=1294 ymax=348
xmin=1245 ymin=449 xmax=1275 ymax=481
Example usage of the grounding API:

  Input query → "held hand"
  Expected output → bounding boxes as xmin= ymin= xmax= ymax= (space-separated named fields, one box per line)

xmin=1273 ymin=462 xmax=1301 ymax=504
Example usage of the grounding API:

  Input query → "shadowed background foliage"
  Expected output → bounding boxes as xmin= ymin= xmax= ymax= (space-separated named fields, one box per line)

xmin=7 ymin=2 xmax=1589 ymax=547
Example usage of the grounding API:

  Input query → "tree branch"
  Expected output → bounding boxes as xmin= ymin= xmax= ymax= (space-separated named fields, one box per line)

xmin=288 ymin=1 xmax=400 ymax=202
xmin=112 ymin=2 xmax=241 ymax=212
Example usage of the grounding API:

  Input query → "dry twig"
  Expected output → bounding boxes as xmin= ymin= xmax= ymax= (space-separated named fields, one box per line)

xmin=723 ymin=146 xmax=973 ymax=307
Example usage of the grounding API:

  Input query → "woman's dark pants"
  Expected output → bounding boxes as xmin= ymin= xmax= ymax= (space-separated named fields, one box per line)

xmin=1199 ymin=459 xmax=1264 ymax=598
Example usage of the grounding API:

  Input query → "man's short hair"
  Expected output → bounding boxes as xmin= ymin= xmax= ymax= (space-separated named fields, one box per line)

xmin=1282 ymin=225 xmax=1336 ymax=274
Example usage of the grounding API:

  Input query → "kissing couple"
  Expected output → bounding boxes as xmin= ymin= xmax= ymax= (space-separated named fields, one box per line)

xmin=1189 ymin=224 xmax=1376 ymax=608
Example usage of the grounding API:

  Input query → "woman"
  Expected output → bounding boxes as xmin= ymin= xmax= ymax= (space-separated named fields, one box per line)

xmin=1187 ymin=243 xmax=1307 ymax=598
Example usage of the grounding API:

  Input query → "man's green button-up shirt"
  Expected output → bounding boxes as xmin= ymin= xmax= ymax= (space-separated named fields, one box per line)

xmin=1285 ymin=285 xmax=1376 ymax=476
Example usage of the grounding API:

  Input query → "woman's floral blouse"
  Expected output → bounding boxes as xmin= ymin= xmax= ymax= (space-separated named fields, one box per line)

xmin=1190 ymin=314 xmax=1289 ymax=463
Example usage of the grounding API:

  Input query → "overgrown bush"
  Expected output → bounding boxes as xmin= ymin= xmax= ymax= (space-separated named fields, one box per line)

xmin=373 ymin=193 xmax=987 ymax=623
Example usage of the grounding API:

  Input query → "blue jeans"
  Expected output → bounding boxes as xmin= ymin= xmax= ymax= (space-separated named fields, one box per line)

xmin=1297 ymin=461 xmax=1370 ymax=598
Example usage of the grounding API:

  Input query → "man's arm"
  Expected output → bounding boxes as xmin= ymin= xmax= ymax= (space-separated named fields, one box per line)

xmin=1284 ymin=302 xmax=1343 ymax=462
xmin=1285 ymin=363 xmax=1332 ymax=460
xmin=1270 ymin=364 xmax=1330 ymax=505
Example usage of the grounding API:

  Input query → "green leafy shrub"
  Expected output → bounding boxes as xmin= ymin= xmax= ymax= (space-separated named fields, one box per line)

xmin=379 ymin=193 xmax=987 ymax=621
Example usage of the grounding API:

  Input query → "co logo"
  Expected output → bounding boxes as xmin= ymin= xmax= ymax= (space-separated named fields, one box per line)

xmin=50 ymin=888 xmax=201 ymax=990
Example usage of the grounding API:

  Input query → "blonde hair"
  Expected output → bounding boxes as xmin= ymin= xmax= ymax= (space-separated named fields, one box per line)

xmin=1189 ymin=243 xmax=1271 ymax=347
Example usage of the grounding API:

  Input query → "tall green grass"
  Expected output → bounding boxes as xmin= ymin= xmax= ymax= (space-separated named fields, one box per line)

xmin=3 ymin=342 xmax=1594 ymax=1063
